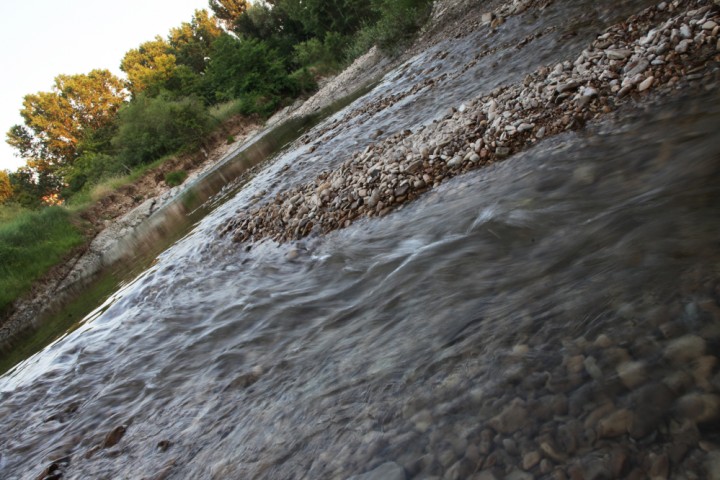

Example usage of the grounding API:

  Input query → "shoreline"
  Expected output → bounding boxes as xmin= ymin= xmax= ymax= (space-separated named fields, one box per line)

xmin=222 ymin=0 xmax=720 ymax=246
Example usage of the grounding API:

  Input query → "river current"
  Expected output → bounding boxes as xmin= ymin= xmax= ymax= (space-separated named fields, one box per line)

xmin=2 ymin=1 xmax=720 ymax=478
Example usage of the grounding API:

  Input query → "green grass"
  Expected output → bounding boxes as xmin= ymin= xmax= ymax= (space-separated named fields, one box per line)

xmin=208 ymin=98 xmax=246 ymax=124
xmin=165 ymin=170 xmax=188 ymax=187
xmin=0 ymin=206 xmax=85 ymax=315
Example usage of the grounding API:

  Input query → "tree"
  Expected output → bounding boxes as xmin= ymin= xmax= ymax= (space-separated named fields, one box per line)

xmin=204 ymin=34 xmax=292 ymax=109
xmin=120 ymin=37 xmax=177 ymax=96
xmin=6 ymin=69 xmax=126 ymax=169
xmin=0 ymin=171 xmax=12 ymax=203
xmin=168 ymin=9 xmax=222 ymax=73
xmin=112 ymin=93 xmax=211 ymax=166
xmin=209 ymin=0 xmax=249 ymax=28
xmin=275 ymin=0 xmax=375 ymax=38
xmin=7 ymin=163 xmax=62 ymax=208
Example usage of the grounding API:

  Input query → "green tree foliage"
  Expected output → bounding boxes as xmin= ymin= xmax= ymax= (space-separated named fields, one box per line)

xmin=274 ymin=0 xmax=376 ymax=38
xmin=120 ymin=37 xmax=178 ymax=96
xmin=6 ymin=70 xmax=126 ymax=169
xmin=168 ymin=9 xmax=222 ymax=73
xmin=204 ymin=34 xmax=293 ymax=113
xmin=112 ymin=93 xmax=211 ymax=166
xmin=351 ymin=0 xmax=434 ymax=55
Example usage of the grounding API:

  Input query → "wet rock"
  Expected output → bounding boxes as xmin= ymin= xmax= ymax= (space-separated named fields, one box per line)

xmin=506 ymin=469 xmax=534 ymax=480
xmin=676 ymin=393 xmax=720 ymax=424
xmin=540 ymin=440 xmax=567 ymax=463
xmin=444 ymin=458 xmax=474 ymax=480
xmin=488 ymin=398 xmax=528 ymax=434
xmin=616 ymin=360 xmax=646 ymax=390
xmin=695 ymin=356 xmax=718 ymax=389
xmin=102 ymin=425 xmax=127 ymax=448
xmin=664 ymin=334 xmax=706 ymax=364
xmin=522 ymin=451 xmax=541 ymax=470
xmin=597 ymin=409 xmax=634 ymax=438
xmin=610 ymin=448 xmax=630 ymax=477
xmin=495 ymin=146 xmax=511 ymax=158
xmin=473 ymin=470 xmax=500 ymax=480
xmin=556 ymin=81 xmax=580 ymax=94
xmin=157 ymin=440 xmax=172 ymax=452
xmin=583 ymin=356 xmax=603 ymax=380
xmin=675 ymin=39 xmax=692 ymax=53
xmin=628 ymin=382 xmax=675 ymax=438
xmin=648 ymin=452 xmax=669 ymax=479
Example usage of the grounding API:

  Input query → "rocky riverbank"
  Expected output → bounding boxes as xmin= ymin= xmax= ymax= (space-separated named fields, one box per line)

xmin=222 ymin=0 xmax=720 ymax=246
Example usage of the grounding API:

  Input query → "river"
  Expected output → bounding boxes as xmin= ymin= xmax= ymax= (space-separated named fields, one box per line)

xmin=2 ymin=0 xmax=720 ymax=478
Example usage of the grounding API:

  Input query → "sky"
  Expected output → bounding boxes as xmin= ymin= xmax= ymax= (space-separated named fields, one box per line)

xmin=0 ymin=0 xmax=212 ymax=171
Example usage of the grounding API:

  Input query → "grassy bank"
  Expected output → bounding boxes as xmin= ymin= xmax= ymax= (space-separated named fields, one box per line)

xmin=0 ymin=206 xmax=84 ymax=315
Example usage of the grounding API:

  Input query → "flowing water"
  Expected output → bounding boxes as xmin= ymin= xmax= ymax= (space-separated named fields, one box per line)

xmin=2 ymin=1 xmax=720 ymax=478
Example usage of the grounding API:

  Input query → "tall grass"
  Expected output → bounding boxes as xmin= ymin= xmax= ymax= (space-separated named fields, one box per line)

xmin=0 ymin=206 xmax=84 ymax=315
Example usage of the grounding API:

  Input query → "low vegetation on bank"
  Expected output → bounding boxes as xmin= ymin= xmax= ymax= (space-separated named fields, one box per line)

xmin=0 ymin=0 xmax=434 ymax=317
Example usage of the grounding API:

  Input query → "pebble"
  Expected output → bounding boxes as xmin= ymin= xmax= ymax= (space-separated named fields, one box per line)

xmin=638 ymin=76 xmax=655 ymax=92
xmin=495 ymin=146 xmax=511 ymax=158
xmin=676 ymin=393 xmax=720 ymax=423
xmin=664 ymin=334 xmax=706 ymax=364
xmin=676 ymin=39 xmax=692 ymax=53
xmin=597 ymin=409 xmax=634 ymax=438
xmin=488 ymin=398 xmax=528 ymax=433
xmin=522 ymin=451 xmax=541 ymax=470
xmin=616 ymin=361 xmax=646 ymax=390
xmin=606 ymin=49 xmax=632 ymax=60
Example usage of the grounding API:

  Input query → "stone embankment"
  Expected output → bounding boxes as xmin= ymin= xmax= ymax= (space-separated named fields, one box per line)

xmin=222 ymin=0 xmax=720 ymax=245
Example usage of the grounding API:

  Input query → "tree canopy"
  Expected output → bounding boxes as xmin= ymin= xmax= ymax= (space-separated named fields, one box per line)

xmin=6 ymin=69 xmax=126 ymax=169
xmin=209 ymin=0 xmax=249 ymax=28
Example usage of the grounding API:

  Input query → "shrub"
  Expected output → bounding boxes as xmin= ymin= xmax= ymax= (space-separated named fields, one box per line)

xmin=61 ymin=153 xmax=129 ymax=194
xmin=164 ymin=170 xmax=188 ymax=187
xmin=112 ymin=93 xmax=211 ymax=167
xmin=204 ymin=35 xmax=294 ymax=105
xmin=348 ymin=0 xmax=434 ymax=58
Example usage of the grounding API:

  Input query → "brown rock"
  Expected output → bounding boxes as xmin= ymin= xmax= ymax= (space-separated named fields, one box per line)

xmin=616 ymin=361 xmax=646 ymax=390
xmin=597 ymin=409 xmax=634 ymax=438
xmin=522 ymin=451 xmax=541 ymax=470
xmin=102 ymin=425 xmax=127 ymax=448
xmin=664 ymin=334 xmax=706 ymax=364
xmin=676 ymin=393 xmax=720 ymax=423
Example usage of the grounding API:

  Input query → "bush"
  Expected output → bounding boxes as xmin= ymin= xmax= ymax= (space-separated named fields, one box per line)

xmin=0 ymin=206 xmax=84 ymax=314
xmin=61 ymin=153 xmax=129 ymax=194
xmin=204 ymin=35 xmax=294 ymax=105
xmin=164 ymin=170 xmax=188 ymax=187
xmin=112 ymin=93 xmax=211 ymax=166
xmin=348 ymin=0 xmax=434 ymax=58
xmin=293 ymin=32 xmax=349 ymax=75
xmin=288 ymin=68 xmax=318 ymax=96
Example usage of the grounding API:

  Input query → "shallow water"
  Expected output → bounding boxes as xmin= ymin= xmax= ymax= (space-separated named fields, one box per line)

xmin=3 ymin=1 xmax=720 ymax=479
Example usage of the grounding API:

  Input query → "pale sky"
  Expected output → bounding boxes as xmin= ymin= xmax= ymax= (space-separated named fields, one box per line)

xmin=0 ymin=0 xmax=212 ymax=171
